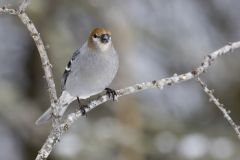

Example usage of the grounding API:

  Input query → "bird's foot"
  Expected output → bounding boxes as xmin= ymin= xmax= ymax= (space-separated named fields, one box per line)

xmin=77 ymin=97 xmax=88 ymax=117
xmin=79 ymin=105 xmax=88 ymax=117
xmin=51 ymin=112 xmax=61 ymax=119
xmin=105 ymin=88 xmax=117 ymax=101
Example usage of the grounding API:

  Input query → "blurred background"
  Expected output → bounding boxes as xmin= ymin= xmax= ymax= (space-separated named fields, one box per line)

xmin=1 ymin=0 xmax=240 ymax=159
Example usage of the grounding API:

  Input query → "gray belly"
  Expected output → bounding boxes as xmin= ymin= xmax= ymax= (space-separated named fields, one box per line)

xmin=65 ymin=51 xmax=118 ymax=98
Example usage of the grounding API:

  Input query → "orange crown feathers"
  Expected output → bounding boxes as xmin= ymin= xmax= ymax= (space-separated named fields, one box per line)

xmin=88 ymin=27 xmax=111 ymax=49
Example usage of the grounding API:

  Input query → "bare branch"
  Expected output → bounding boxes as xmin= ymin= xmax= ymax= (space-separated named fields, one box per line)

xmin=19 ymin=0 xmax=31 ymax=12
xmin=17 ymin=12 xmax=58 ymax=109
xmin=197 ymin=77 xmax=240 ymax=139
xmin=0 ymin=5 xmax=59 ymax=123
xmin=35 ymin=41 xmax=240 ymax=159
xmin=0 ymin=6 xmax=17 ymax=15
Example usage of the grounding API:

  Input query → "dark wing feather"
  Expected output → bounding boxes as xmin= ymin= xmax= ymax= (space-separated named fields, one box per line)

xmin=61 ymin=49 xmax=81 ymax=91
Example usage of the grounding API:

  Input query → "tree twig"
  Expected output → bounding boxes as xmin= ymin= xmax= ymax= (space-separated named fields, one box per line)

xmin=197 ymin=77 xmax=240 ymax=139
xmin=19 ymin=0 xmax=31 ymax=12
xmin=0 ymin=6 xmax=59 ymax=122
xmin=17 ymin=12 xmax=58 ymax=109
xmin=0 ymin=6 xmax=17 ymax=15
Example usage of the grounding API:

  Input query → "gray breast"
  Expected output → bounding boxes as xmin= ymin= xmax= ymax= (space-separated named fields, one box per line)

xmin=65 ymin=47 xmax=118 ymax=98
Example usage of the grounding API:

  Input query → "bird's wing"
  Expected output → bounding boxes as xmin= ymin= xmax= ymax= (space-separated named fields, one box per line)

xmin=61 ymin=49 xmax=81 ymax=91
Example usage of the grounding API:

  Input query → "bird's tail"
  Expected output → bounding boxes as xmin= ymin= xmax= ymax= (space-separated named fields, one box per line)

xmin=35 ymin=107 xmax=52 ymax=125
xmin=35 ymin=91 xmax=76 ymax=125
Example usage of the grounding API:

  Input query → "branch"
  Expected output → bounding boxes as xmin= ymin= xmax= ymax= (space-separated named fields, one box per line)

xmin=19 ymin=0 xmax=31 ymax=12
xmin=197 ymin=78 xmax=240 ymax=139
xmin=0 ymin=5 xmax=59 ymax=124
xmin=35 ymin=41 xmax=240 ymax=159
xmin=0 ymin=0 xmax=31 ymax=14
xmin=0 ymin=6 xmax=17 ymax=15
xmin=17 ymin=12 xmax=58 ymax=109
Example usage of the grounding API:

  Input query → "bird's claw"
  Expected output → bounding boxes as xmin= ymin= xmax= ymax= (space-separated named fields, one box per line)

xmin=77 ymin=97 xmax=88 ymax=117
xmin=105 ymin=88 xmax=117 ymax=101
xmin=79 ymin=105 xmax=88 ymax=117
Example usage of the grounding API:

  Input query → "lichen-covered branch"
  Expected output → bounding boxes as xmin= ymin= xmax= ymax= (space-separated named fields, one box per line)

xmin=35 ymin=41 xmax=240 ymax=159
xmin=19 ymin=0 xmax=31 ymax=12
xmin=0 ymin=6 xmax=17 ymax=15
xmin=197 ymin=78 xmax=240 ymax=139
xmin=17 ymin=12 xmax=58 ymax=109
xmin=0 ymin=5 xmax=58 ymax=121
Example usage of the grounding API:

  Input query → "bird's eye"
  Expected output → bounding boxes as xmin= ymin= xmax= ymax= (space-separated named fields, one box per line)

xmin=93 ymin=34 xmax=98 ymax=38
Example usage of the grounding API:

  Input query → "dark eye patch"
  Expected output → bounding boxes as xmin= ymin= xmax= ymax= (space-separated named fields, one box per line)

xmin=93 ymin=34 xmax=100 ymax=38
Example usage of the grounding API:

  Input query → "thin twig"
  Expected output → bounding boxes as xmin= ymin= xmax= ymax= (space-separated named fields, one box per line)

xmin=0 ymin=6 xmax=17 ymax=15
xmin=19 ymin=0 xmax=31 ymax=12
xmin=35 ymin=41 xmax=240 ymax=159
xmin=197 ymin=77 xmax=240 ymax=139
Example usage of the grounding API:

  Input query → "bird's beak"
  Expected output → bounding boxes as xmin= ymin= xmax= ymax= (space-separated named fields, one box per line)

xmin=101 ymin=34 xmax=110 ymax=43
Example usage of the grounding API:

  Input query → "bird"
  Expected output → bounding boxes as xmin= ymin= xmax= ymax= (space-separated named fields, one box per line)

xmin=35 ymin=27 xmax=119 ymax=125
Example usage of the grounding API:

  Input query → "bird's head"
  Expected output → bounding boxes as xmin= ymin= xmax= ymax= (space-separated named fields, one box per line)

xmin=88 ymin=27 xmax=112 ymax=52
